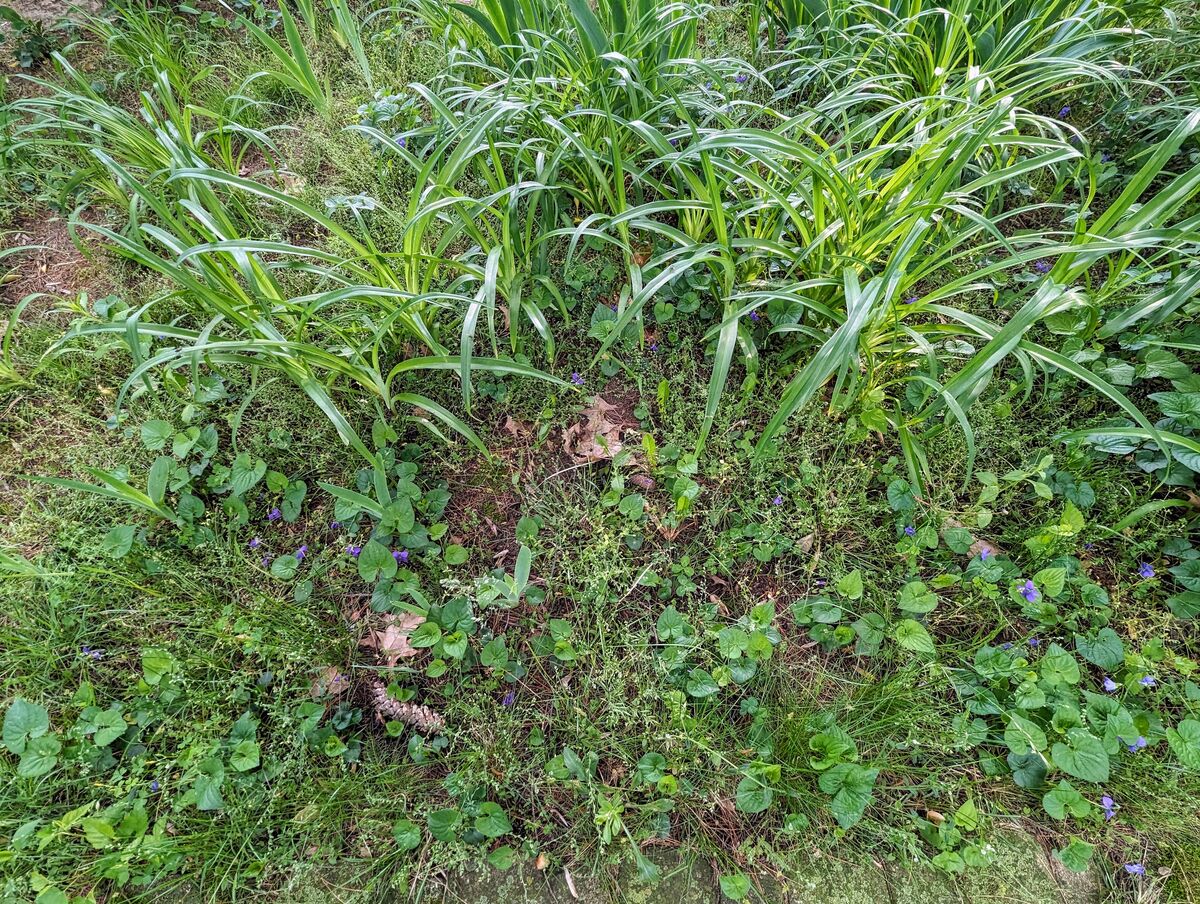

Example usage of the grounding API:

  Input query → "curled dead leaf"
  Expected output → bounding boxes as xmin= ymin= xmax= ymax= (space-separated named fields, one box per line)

xmin=361 ymin=612 xmax=425 ymax=667
xmin=562 ymin=395 xmax=627 ymax=462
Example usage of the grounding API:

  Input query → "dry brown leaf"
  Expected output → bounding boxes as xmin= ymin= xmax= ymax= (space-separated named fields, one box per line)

xmin=310 ymin=666 xmax=350 ymax=700
xmin=361 ymin=612 xmax=425 ymax=667
xmin=563 ymin=395 xmax=625 ymax=462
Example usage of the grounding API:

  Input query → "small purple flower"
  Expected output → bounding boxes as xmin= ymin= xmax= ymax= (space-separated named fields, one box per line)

xmin=1124 ymin=863 xmax=1146 ymax=876
xmin=904 ymin=525 xmax=915 ymax=537
xmin=735 ymin=74 xmax=748 ymax=83
xmin=1126 ymin=735 xmax=1148 ymax=752
xmin=330 ymin=521 xmax=341 ymax=531
xmin=501 ymin=689 xmax=516 ymax=706
xmin=1103 ymin=676 xmax=1119 ymax=692
xmin=1084 ymin=542 xmax=1095 ymax=550
xmin=150 ymin=780 xmax=160 ymax=793
xmin=1100 ymin=152 xmax=1111 ymax=163
xmin=1033 ymin=260 xmax=1051 ymax=274
xmin=1029 ymin=637 xmax=1040 ymax=647
xmin=649 ymin=342 xmax=658 ymax=352
xmin=346 ymin=545 xmax=361 ymax=557
xmin=570 ymin=372 xmax=585 ymax=386
xmin=80 ymin=644 xmax=103 ymax=661
xmin=703 ymin=80 xmax=713 ymax=90
xmin=772 ymin=495 xmax=783 ymax=506
xmin=1021 ymin=580 xmax=1040 ymax=603
xmin=397 ymin=136 xmax=406 ymax=148
xmin=1137 ymin=562 xmax=1154 ymax=579
xmin=749 ymin=310 xmax=761 ymax=322
xmin=980 ymin=548 xmax=991 ymax=560
xmin=1001 ymin=642 xmax=1013 ymax=650
xmin=1101 ymin=795 xmax=1116 ymax=820
xmin=267 ymin=507 xmax=281 ymax=522
xmin=261 ymin=556 xmax=271 ymax=568
xmin=295 ymin=545 xmax=308 ymax=561
xmin=393 ymin=549 xmax=409 ymax=564
xmin=1059 ymin=105 xmax=1071 ymax=117
xmin=1140 ymin=675 xmax=1156 ymax=687
xmin=668 ymin=137 xmax=679 ymax=147
xmin=815 ymin=579 xmax=826 ymax=587
xmin=249 ymin=537 xmax=261 ymax=549
xmin=904 ymin=295 xmax=917 ymax=304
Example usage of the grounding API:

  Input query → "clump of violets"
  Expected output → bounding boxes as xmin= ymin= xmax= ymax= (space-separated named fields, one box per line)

xmin=1058 ymin=105 xmax=1071 ymax=117
xmin=1137 ymin=562 xmax=1155 ymax=579
xmin=570 ymin=372 xmax=585 ymax=386
xmin=393 ymin=549 xmax=409 ymax=564
xmin=1126 ymin=735 xmax=1148 ymax=753
xmin=1021 ymin=580 xmax=1040 ymax=602
xmin=346 ymin=545 xmax=362 ymax=557
xmin=80 ymin=644 xmax=103 ymax=661
xmin=1029 ymin=637 xmax=1040 ymax=647
xmin=1033 ymin=260 xmax=1051 ymax=274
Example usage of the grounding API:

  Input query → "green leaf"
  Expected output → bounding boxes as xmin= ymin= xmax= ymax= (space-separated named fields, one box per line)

xmin=358 ymin=540 xmax=397 ymax=583
xmin=836 ymin=570 xmax=864 ymax=600
xmin=818 ymin=763 xmax=878 ymax=829
xmin=230 ymin=739 xmax=261 ymax=772
xmin=487 ymin=845 xmax=516 ymax=870
xmin=17 ymin=735 xmax=60 ymax=777
xmin=92 ymin=709 xmax=125 ymax=747
xmin=474 ymin=802 xmax=512 ymax=838
xmin=141 ymin=648 xmax=176 ymax=686
xmin=1034 ymin=567 xmax=1067 ymax=598
xmin=656 ymin=606 xmax=690 ymax=642
xmin=1040 ymin=644 xmax=1081 ymax=686
xmin=1054 ymin=838 xmax=1094 ymax=874
xmin=1075 ymin=629 xmax=1124 ymax=669
xmin=410 ymin=621 xmax=442 ymax=649
xmin=270 ymin=555 xmax=300 ymax=580
xmin=685 ymin=668 xmax=719 ymax=698
xmin=943 ymin=527 xmax=974 ymax=554
xmin=147 ymin=455 xmax=172 ymax=505
xmin=140 ymin=419 xmax=173 ymax=451
xmin=719 ymin=872 xmax=751 ymax=900
xmin=100 ymin=524 xmax=136 ymax=559
xmin=393 ymin=818 xmax=422 ymax=851
xmin=809 ymin=727 xmax=857 ymax=770
xmin=1171 ymin=560 xmax=1200 ymax=591
xmin=1167 ymin=719 xmax=1200 ymax=770
xmin=1168 ymin=592 xmax=1200 ymax=619
xmin=80 ymin=817 xmax=116 ymax=849
xmin=3 ymin=698 xmax=50 ymax=755
xmin=1042 ymin=780 xmax=1092 ymax=820
xmin=228 ymin=452 xmax=266 ymax=497
xmin=195 ymin=759 xmax=225 ymax=811
xmin=382 ymin=497 xmax=415 ymax=533
xmin=893 ymin=619 xmax=935 ymax=654
xmin=427 ymin=808 xmax=461 ymax=842
xmin=1052 ymin=729 xmax=1110 ymax=783
xmin=1004 ymin=713 xmax=1048 ymax=755
xmin=898 ymin=581 xmax=938 ymax=614
xmin=619 ymin=493 xmax=645 ymax=518
xmin=734 ymin=774 xmax=774 ymax=813
xmin=444 ymin=544 xmax=470 ymax=565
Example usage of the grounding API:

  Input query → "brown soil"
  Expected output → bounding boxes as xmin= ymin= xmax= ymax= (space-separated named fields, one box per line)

xmin=1 ymin=209 xmax=110 ymax=316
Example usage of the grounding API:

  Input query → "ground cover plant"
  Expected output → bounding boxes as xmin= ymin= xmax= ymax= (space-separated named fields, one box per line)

xmin=1 ymin=0 xmax=1199 ymax=901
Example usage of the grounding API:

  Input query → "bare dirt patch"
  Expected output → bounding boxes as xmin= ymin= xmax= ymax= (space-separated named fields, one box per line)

xmin=2 ymin=209 xmax=110 ymax=316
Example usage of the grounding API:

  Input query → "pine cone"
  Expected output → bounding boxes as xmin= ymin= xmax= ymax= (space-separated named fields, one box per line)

xmin=368 ymin=678 xmax=446 ymax=734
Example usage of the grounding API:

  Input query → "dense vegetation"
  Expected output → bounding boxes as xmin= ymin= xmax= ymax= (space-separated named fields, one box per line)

xmin=1 ymin=0 xmax=1199 ymax=900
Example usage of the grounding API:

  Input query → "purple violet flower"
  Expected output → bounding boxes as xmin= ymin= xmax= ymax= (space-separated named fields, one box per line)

xmin=904 ymin=295 xmax=917 ymax=304
xmin=502 ymin=689 xmax=516 ymax=707
xmin=249 ymin=537 xmax=261 ymax=549
xmin=735 ymin=73 xmax=748 ymax=83
xmin=393 ymin=549 xmax=409 ymax=564
xmin=346 ymin=545 xmax=361 ymax=557
xmin=570 ymin=372 xmax=585 ymax=386
xmin=749 ymin=310 xmax=761 ymax=322
xmin=1029 ymin=637 xmax=1040 ymax=647
xmin=649 ymin=342 xmax=658 ymax=352
xmin=1033 ymin=260 xmax=1051 ymax=274
xmin=772 ymin=495 xmax=783 ymax=506
xmin=1103 ymin=676 xmax=1119 ymax=692
xmin=904 ymin=525 xmax=916 ymax=537
xmin=1021 ymin=580 xmax=1040 ymax=602
xmin=1101 ymin=795 xmax=1116 ymax=820
xmin=1124 ymin=864 xmax=1146 ymax=876
xmin=1140 ymin=675 xmax=1156 ymax=687
xmin=267 ymin=507 xmax=281 ymax=522
xmin=980 ymin=548 xmax=991 ymax=560
xmin=1126 ymin=735 xmax=1148 ymax=752
xmin=1059 ymin=105 xmax=1071 ymax=117
xmin=330 ymin=521 xmax=341 ymax=531
xmin=1138 ymin=562 xmax=1154 ymax=579
xmin=295 ymin=545 xmax=308 ymax=561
